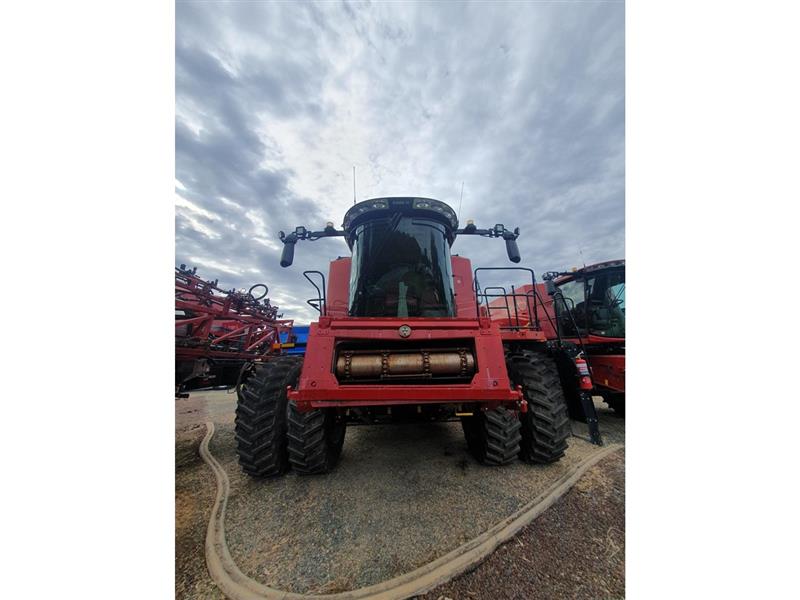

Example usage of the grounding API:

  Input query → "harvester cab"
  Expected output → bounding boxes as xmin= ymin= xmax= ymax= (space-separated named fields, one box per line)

xmin=279 ymin=198 xmax=520 ymax=316
xmin=544 ymin=260 xmax=626 ymax=416
xmin=234 ymin=197 xmax=592 ymax=478
xmin=553 ymin=262 xmax=625 ymax=339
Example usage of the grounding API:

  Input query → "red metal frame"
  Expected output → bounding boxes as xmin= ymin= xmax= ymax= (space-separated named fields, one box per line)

xmin=175 ymin=266 xmax=294 ymax=365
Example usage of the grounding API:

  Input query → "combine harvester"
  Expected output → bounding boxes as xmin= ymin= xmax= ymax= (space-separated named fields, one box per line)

xmin=175 ymin=265 xmax=294 ymax=394
xmin=544 ymin=261 xmax=625 ymax=415
xmin=235 ymin=197 xmax=602 ymax=478
xmin=486 ymin=260 xmax=625 ymax=416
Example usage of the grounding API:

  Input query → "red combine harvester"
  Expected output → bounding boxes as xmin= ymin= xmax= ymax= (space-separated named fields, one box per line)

xmin=175 ymin=265 xmax=294 ymax=394
xmin=546 ymin=261 xmax=625 ymax=415
xmin=235 ymin=197 xmax=602 ymax=478
xmin=487 ymin=260 xmax=625 ymax=416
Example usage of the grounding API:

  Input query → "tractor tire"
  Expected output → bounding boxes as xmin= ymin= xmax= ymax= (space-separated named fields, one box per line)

xmin=506 ymin=350 xmax=571 ymax=464
xmin=287 ymin=401 xmax=347 ymax=475
xmin=234 ymin=356 xmax=301 ymax=478
xmin=461 ymin=406 xmax=522 ymax=466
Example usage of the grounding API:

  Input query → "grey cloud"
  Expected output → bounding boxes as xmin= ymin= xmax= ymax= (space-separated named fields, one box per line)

xmin=176 ymin=1 xmax=624 ymax=323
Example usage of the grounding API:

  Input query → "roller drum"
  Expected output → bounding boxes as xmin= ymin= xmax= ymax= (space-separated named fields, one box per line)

xmin=336 ymin=349 xmax=475 ymax=380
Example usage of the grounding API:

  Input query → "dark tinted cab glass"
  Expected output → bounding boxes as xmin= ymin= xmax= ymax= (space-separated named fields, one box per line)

xmin=348 ymin=216 xmax=456 ymax=317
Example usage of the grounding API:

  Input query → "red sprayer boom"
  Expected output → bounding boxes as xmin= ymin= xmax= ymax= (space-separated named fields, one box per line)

xmin=175 ymin=265 xmax=293 ymax=392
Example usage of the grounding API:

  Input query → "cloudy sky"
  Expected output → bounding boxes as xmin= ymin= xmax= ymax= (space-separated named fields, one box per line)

xmin=176 ymin=0 xmax=624 ymax=323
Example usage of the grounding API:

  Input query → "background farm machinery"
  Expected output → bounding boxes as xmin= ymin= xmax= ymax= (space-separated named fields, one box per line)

xmin=545 ymin=261 xmax=625 ymax=415
xmin=175 ymin=265 xmax=294 ymax=394
xmin=279 ymin=325 xmax=309 ymax=356
xmin=486 ymin=260 xmax=626 ymax=416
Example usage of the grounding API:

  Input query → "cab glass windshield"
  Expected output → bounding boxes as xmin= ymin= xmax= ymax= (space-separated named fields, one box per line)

xmin=586 ymin=270 xmax=625 ymax=337
xmin=556 ymin=269 xmax=625 ymax=338
xmin=348 ymin=215 xmax=455 ymax=317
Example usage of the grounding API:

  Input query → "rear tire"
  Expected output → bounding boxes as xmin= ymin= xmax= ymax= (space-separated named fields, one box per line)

xmin=461 ymin=406 xmax=522 ymax=466
xmin=234 ymin=356 xmax=302 ymax=478
xmin=506 ymin=350 xmax=571 ymax=464
xmin=287 ymin=402 xmax=347 ymax=475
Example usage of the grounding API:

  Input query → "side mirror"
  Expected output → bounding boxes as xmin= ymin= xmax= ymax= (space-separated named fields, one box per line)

xmin=545 ymin=279 xmax=556 ymax=296
xmin=280 ymin=241 xmax=295 ymax=268
xmin=505 ymin=238 xmax=521 ymax=263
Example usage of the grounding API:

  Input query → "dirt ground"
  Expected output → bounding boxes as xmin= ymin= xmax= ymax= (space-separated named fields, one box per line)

xmin=176 ymin=390 xmax=234 ymax=600
xmin=176 ymin=390 xmax=624 ymax=599
xmin=417 ymin=450 xmax=625 ymax=600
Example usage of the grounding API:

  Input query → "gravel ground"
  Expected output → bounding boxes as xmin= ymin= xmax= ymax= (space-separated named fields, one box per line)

xmin=175 ymin=390 xmax=625 ymax=599
xmin=176 ymin=391 xmax=236 ymax=600
xmin=417 ymin=449 xmax=625 ymax=600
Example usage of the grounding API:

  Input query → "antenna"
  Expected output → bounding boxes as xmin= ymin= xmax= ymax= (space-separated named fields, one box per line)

xmin=353 ymin=166 xmax=356 ymax=205
xmin=579 ymin=247 xmax=587 ymax=269
xmin=458 ymin=181 xmax=464 ymax=221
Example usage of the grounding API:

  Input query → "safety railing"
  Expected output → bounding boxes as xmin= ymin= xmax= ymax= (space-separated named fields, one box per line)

xmin=473 ymin=267 xmax=540 ymax=331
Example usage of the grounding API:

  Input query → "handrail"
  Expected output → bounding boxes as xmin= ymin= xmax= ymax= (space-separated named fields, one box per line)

xmin=302 ymin=270 xmax=327 ymax=316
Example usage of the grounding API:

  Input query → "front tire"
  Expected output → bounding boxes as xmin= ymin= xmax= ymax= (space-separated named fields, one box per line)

xmin=506 ymin=350 xmax=571 ymax=464
xmin=461 ymin=406 xmax=522 ymax=466
xmin=287 ymin=402 xmax=347 ymax=475
xmin=234 ymin=356 xmax=302 ymax=478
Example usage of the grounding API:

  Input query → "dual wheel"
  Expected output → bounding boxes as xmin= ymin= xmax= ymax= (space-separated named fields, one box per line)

xmin=461 ymin=350 xmax=571 ymax=465
xmin=235 ymin=356 xmax=345 ymax=477
xmin=235 ymin=351 xmax=571 ymax=478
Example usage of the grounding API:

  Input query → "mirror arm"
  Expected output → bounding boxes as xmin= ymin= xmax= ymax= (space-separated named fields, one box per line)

xmin=455 ymin=224 xmax=521 ymax=263
xmin=278 ymin=226 xmax=346 ymax=268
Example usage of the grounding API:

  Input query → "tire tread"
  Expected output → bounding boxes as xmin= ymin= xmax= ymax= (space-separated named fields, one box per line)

xmin=507 ymin=350 xmax=571 ymax=464
xmin=234 ymin=356 xmax=302 ymax=477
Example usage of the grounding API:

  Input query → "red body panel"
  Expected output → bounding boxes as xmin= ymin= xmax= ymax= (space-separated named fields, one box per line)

xmin=451 ymin=255 xmax=478 ymax=317
xmin=326 ymin=257 xmax=351 ymax=318
xmin=290 ymin=316 xmax=522 ymax=410
xmin=586 ymin=355 xmax=625 ymax=394
xmin=486 ymin=283 xmax=557 ymax=338
xmin=290 ymin=255 xmax=525 ymax=411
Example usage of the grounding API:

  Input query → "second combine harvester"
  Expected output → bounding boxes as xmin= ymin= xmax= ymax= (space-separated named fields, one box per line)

xmin=235 ymin=197 xmax=595 ymax=477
